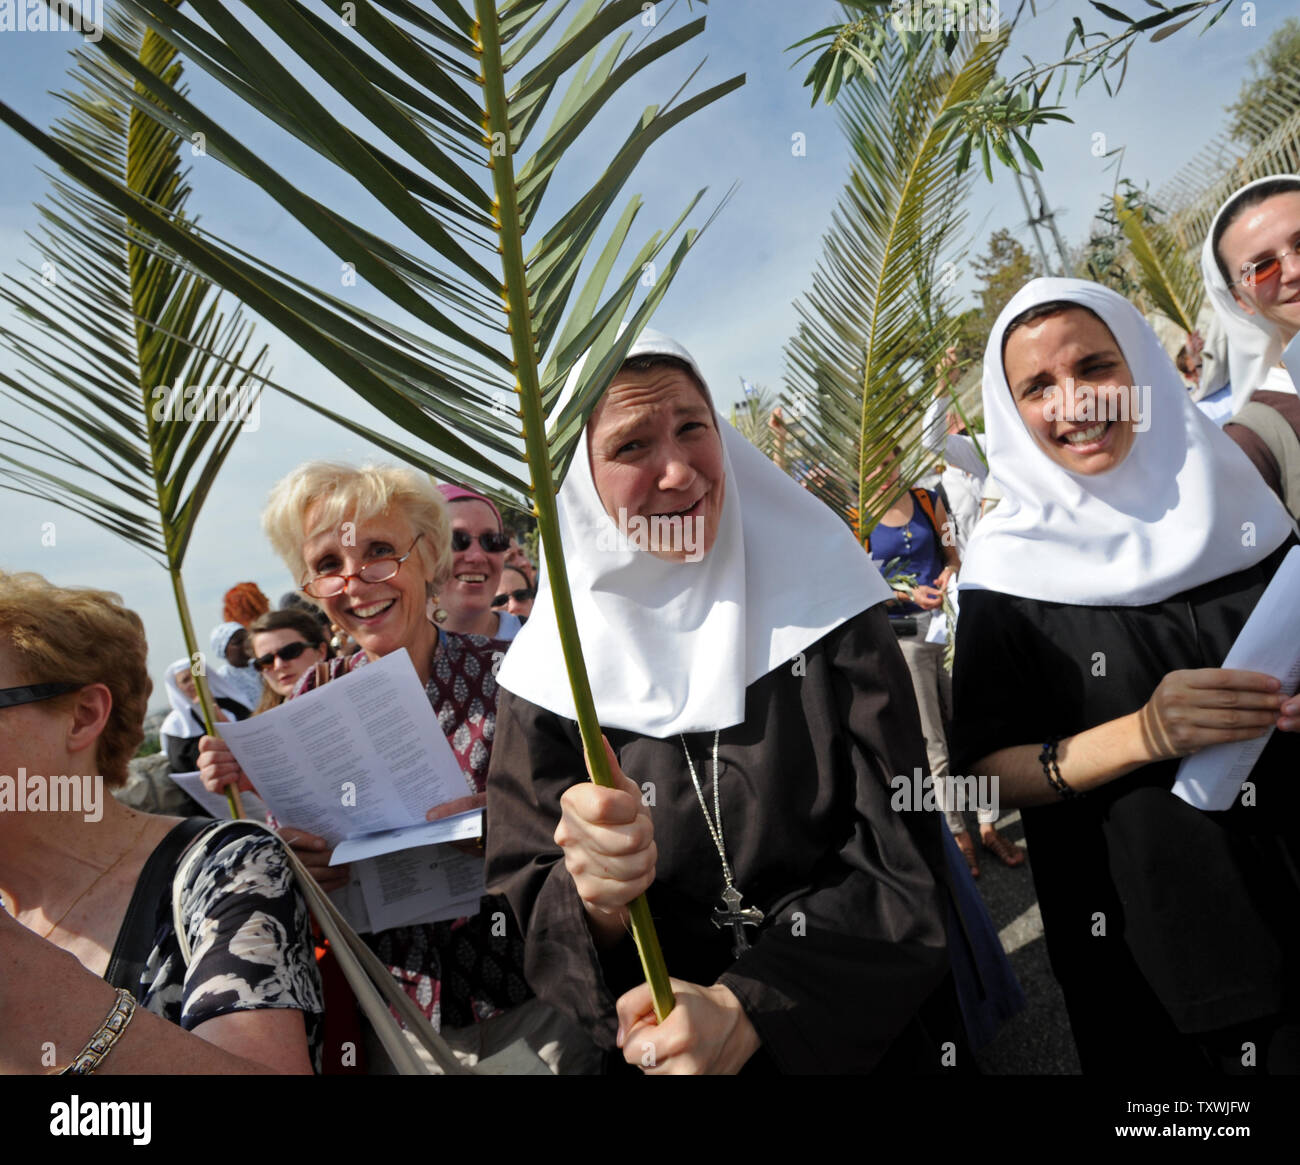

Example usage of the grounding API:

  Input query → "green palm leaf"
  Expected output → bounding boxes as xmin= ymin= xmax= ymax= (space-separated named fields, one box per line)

xmin=1114 ymin=194 xmax=1203 ymax=334
xmin=728 ymin=381 xmax=782 ymax=461
xmin=0 ymin=1 xmax=270 ymax=819
xmin=1 ymin=0 xmax=745 ymax=1019
xmin=781 ymin=29 xmax=1005 ymax=539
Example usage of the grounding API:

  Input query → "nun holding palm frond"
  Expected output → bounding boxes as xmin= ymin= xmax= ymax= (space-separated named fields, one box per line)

xmin=486 ymin=331 xmax=1018 ymax=1075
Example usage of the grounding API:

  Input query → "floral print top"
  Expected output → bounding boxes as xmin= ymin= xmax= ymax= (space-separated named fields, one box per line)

xmin=126 ymin=823 xmax=325 ymax=1072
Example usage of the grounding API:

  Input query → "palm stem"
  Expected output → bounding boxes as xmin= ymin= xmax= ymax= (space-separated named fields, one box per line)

xmin=473 ymin=0 xmax=673 ymax=1020
xmin=168 ymin=564 xmax=243 ymax=820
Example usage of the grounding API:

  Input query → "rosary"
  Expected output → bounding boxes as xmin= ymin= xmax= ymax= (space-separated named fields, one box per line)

xmin=680 ymin=731 xmax=764 ymax=958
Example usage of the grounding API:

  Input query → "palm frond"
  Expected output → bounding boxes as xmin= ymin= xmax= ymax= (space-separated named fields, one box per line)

xmin=728 ymin=380 xmax=782 ymax=461
xmin=1 ymin=13 xmax=269 ymax=570
xmin=1114 ymin=194 xmax=1203 ymax=334
xmin=1 ymin=0 xmax=745 ymax=1019
xmin=0 ymin=1 xmax=271 ymax=817
xmin=781 ymin=29 xmax=1006 ymax=538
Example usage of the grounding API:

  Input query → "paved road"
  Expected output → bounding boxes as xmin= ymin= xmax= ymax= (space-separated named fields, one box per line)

xmin=967 ymin=810 xmax=1082 ymax=1075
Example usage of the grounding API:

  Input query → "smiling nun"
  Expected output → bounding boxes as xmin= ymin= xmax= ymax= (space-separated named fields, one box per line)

xmin=485 ymin=331 xmax=970 ymax=1075
xmin=949 ymin=278 xmax=1300 ymax=1074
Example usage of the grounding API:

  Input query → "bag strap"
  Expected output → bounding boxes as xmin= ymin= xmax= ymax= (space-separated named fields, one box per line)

xmin=277 ymin=834 xmax=472 ymax=1075
xmin=912 ymin=487 xmax=942 ymax=539
xmin=866 ymin=488 xmax=942 ymax=559
xmin=104 ymin=817 xmax=215 ymax=992
xmin=1233 ymin=400 xmax=1300 ymax=514
xmin=170 ymin=817 xmax=470 ymax=1076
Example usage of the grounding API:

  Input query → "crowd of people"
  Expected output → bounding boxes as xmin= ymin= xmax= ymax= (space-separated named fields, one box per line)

xmin=2 ymin=175 xmax=1299 ymax=1076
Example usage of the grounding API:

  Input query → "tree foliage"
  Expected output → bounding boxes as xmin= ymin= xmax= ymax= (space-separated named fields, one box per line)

xmin=781 ymin=28 xmax=1006 ymax=536
xmin=1225 ymin=17 xmax=1300 ymax=148
xmin=791 ymin=0 xmax=1235 ymax=179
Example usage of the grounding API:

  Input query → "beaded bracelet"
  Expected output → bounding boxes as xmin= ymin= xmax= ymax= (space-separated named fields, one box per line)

xmin=1039 ymin=737 xmax=1078 ymax=801
xmin=59 ymin=988 xmax=137 ymax=1075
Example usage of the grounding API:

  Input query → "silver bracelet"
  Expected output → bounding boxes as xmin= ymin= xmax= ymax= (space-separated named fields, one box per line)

xmin=59 ymin=988 xmax=137 ymax=1075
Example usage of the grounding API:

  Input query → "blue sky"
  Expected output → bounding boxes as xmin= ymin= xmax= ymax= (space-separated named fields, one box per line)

xmin=0 ymin=0 xmax=1291 ymax=708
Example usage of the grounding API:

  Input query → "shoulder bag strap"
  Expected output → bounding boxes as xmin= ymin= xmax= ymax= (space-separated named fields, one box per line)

xmin=1233 ymin=400 xmax=1300 ymax=515
xmin=170 ymin=817 xmax=469 ymax=1075
xmin=912 ymin=487 xmax=942 ymax=540
xmin=104 ymin=817 xmax=215 ymax=992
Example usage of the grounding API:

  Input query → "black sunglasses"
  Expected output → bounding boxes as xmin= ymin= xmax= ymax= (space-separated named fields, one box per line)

xmin=451 ymin=530 xmax=511 ymax=554
xmin=0 ymin=681 xmax=83 ymax=709
xmin=491 ymin=588 xmax=536 ymax=608
xmin=252 ymin=641 xmax=317 ymax=672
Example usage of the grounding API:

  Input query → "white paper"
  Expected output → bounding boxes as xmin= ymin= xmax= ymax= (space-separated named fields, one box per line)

xmin=215 ymin=649 xmax=469 ymax=847
xmin=169 ymin=770 xmax=269 ymax=822
xmin=330 ymin=810 xmax=483 ymax=864
xmin=169 ymin=772 xmax=373 ymax=929
xmin=1171 ymin=547 xmax=1300 ymax=811
xmin=329 ymin=870 xmax=373 ymax=934
xmin=1282 ymin=332 xmax=1300 ymax=388
xmin=356 ymin=845 xmax=486 ymax=930
xmin=213 ymin=649 xmax=484 ymax=933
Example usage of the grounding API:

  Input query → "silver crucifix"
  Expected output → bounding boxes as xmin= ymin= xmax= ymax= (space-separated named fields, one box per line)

xmin=712 ymin=884 xmax=764 ymax=958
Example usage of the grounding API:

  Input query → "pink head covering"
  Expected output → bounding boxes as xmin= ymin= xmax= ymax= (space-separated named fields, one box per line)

xmin=436 ymin=483 xmax=503 ymax=531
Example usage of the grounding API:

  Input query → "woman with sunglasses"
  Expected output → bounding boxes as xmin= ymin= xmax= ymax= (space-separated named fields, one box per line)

xmin=493 ymin=566 xmax=536 ymax=623
xmin=0 ymin=570 xmax=322 ymax=1074
xmin=1203 ymin=175 xmax=1300 ymax=519
xmin=246 ymin=609 xmax=331 ymax=714
xmin=198 ymin=462 xmax=596 ymax=1072
xmin=431 ymin=483 xmax=522 ymax=642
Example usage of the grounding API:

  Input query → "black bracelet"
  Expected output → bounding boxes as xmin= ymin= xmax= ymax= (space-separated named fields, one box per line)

xmin=1039 ymin=737 xmax=1078 ymax=801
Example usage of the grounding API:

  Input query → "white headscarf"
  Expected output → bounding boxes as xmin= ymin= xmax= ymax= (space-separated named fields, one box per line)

xmin=497 ymin=330 xmax=892 ymax=737
xmin=959 ymin=278 xmax=1294 ymax=606
xmin=1200 ymin=174 xmax=1300 ymax=413
xmin=208 ymin=621 xmax=264 ymax=710
xmin=160 ymin=657 xmax=204 ymax=740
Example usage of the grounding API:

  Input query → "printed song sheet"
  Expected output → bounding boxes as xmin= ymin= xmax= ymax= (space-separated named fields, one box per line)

xmin=356 ymin=846 xmax=485 ymax=930
xmin=215 ymin=650 xmax=483 ymax=930
xmin=1172 ymin=547 xmax=1300 ymax=811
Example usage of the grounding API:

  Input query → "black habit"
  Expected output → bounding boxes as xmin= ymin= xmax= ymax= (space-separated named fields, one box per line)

xmin=485 ymin=605 xmax=964 ymax=1074
xmin=951 ymin=538 xmax=1300 ymax=1073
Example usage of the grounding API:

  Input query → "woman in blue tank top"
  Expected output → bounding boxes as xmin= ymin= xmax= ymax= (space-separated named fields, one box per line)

xmin=867 ymin=451 xmax=1025 ymax=876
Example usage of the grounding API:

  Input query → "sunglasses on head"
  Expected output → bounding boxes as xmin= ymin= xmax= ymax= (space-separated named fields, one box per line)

xmin=252 ymin=641 xmax=316 ymax=671
xmin=451 ymin=530 xmax=511 ymax=553
xmin=491 ymin=588 xmax=536 ymax=608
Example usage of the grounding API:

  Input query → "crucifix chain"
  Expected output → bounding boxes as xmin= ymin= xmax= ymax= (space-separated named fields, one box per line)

xmin=680 ymin=731 xmax=764 ymax=957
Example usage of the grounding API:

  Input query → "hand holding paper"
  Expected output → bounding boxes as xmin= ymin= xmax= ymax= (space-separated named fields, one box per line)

xmin=214 ymin=650 xmax=489 ymax=930
xmin=1172 ymin=547 xmax=1300 ymax=811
